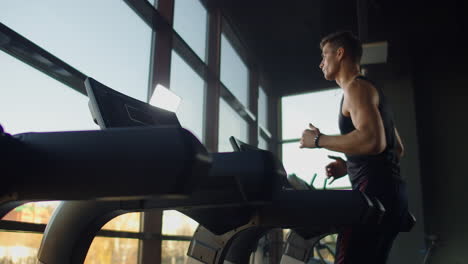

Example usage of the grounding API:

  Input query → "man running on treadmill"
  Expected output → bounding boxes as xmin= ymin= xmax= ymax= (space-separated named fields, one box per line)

xmin=299 ymin=31 xmax=409 ymax=263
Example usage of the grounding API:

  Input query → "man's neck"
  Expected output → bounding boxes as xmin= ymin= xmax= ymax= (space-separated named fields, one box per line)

xmin=335 ymin=64 xmax=361 ymax=91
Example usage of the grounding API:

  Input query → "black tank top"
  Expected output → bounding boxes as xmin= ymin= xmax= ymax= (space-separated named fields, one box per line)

xmin=339 ymin=76 xmax=401 ymax=188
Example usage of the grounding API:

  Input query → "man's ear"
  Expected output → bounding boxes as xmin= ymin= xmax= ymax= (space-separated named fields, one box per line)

xmin=336 ymin=47 xmax=344 ymax=60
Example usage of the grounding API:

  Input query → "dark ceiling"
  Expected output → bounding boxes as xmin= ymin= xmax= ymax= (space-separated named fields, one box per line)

xmin=209 ymin=0 xmax=466 ymax=97
xmin=212 ymin=0 xmax=361 ymax=96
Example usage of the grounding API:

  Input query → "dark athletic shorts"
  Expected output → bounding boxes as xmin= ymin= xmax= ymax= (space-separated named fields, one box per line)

xmin=335 ymin=179 xmax=408 ymax=264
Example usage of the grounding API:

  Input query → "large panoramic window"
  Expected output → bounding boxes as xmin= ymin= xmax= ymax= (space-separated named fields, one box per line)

xmin=162 ymin=240 xmax=191 ymax=264
xmin=0 ymin=50 xmax=98 ymax=134
xmin=1 ymin=202 xmax=60 ymax=225
xmin=281 ymin=88 xmax=351 ymax=189
xmin=258 ymin=86 xmax=269 ymax=131
xmin=161 ymin=210 xmax=197 ymax=264
xmin=218 ymin=98 xmax=249 ymax=152
xmin=169 ymin=51 xmax=205 ymax=141
xmin=85 ymin=237 xmax=139 ymax=264
xmin=0 ymin=232 xmax=43 ymax=264
xmin=258 ymin=86 xmax=271 ymax=150
xmin=173 ymin=0 xmax=208 ymax=62
xmin=1 ymin=204 xmax=140 ymax=264
xmin=258 ymin=136 xmax=269 ymax=151
xmin=162 ymin=211 xmax=198 ymax=237
xmin=220 ymin=33 xmax=249 ymax=108
xmin=0 ymin=50 xmax=142 ymax=263
xmin=0 ymin=0 xmax=152 ymax=101
xmin=1 ymin=0 xmax=279 ymax=263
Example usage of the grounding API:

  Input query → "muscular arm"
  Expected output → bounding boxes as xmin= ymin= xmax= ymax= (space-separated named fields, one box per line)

xmin=319 ymin=81 xmax=387 ymax=155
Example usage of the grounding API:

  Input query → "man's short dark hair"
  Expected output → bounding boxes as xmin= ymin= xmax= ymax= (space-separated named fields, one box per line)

xmin=320 ymin=31 xmax=363 ymax=65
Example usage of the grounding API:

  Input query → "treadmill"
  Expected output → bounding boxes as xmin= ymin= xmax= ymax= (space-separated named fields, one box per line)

xmin=1 ymin=77 xmax=391 ymax=264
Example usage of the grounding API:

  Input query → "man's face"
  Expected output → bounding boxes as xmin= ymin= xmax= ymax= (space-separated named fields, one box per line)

xmin=319 ymin=43 xmax=339 ymax=81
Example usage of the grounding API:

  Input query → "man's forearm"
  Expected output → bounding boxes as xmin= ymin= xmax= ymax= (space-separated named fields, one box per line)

xmin=319 ymin=130 xmax=385 ymax=155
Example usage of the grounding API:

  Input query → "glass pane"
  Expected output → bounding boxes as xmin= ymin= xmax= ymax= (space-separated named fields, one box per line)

xmin=281 ymin=88 xmax=343 ymax=140
xmin=258 ymin=135 xmax=269 ymax=151
xmin=85 ymin=237 xmax=138 ymax=264
xmin=282 ymin=142 xmax=350 ymax=189
xmin=169 ymin=51 xmax=205 ymax=141
xmin=0 ymin=233 xmax=139 ymax=264
xmin=258 ymin=86 xmax=268 ymax=130
xmin=162 ymin=210 xmax=198 ymax=237
xmin=313 ymin=235 xmax=337 ymax=263
xmin=161 ymin=240 xmax=190 ymax=264
xmin=281 ymin=88 xmax=351 ymax=189
xmin=282 ymin=229 xmax=291 ymax=241
xmin=0 ymin=232 xmax=42 ymax=263
xmin=218 ymin=98 xmax=248 ymax=152
xmin=250 ymin=235 xmax=269 ymax=264
xmin=102 ymin=213 xmax=141 ymax=232
xmin=0 ymin=0 xmax=152 ymax=101
xmin=173 ymin=0 xmax=208 ymax=61
xmin=220 ymin=34 xmax=249 ymax=108
xmin=0 ymin=52 xmax=98 ymax=134
xmin=1 ymin=202 xmax=60 ymax=224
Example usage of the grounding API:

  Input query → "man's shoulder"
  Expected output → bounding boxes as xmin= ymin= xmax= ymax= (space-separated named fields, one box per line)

xmin=350 ymin=77 xmax=375 ymax=91
xmin=348 ymin=77 xmax=379 ymax=93
xmin=345 ymin=78 xmax=379 ymax=105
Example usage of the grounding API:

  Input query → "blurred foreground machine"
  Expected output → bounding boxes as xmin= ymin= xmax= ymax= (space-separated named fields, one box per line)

xmin=0 ymin=127 xmax=382 ymax=264
xmin=0 ymin=77 xmax=413 ymax=264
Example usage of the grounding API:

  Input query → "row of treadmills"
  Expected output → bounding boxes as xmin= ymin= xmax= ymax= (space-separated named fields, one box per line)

xmin=0 ymin=77 xmax=414 ymax=264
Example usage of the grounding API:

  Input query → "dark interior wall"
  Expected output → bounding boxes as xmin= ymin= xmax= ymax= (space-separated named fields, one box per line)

xmin=421 ymin=75 xmax=468 ymax=263
xmin=413 ymin=49 xmax=468 ymax=263
xmin=409 ymin=2 xmax=468 ymax=263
